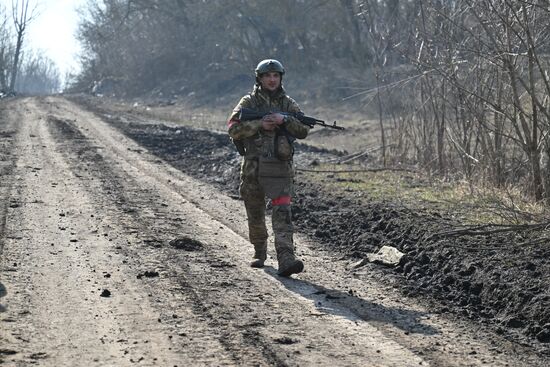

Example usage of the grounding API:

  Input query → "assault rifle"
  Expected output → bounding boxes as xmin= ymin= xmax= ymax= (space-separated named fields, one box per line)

xmin=239 ymin=108 xmax=345 ymax=130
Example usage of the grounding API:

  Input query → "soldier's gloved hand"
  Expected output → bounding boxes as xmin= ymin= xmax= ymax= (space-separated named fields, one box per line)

xmin=268 ymin=113 xmax=285 ymax=125
xmin=261 ymin=119 xmax=276 ymax=131
xmin=262 ymin=113 xmax=284 ymax=131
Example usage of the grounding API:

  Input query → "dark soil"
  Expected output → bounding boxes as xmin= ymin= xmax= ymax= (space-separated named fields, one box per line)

xmin=71 ymin=96 xmax=550 ymax=354
xmin=169 ymin=237 xmax=205 ymax=251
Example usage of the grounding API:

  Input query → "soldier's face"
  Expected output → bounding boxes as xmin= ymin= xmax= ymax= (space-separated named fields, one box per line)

xmin=259 ymin=72 xmax=281 ymax=92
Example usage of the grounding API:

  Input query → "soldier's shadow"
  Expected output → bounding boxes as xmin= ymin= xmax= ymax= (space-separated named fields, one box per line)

xmin=263 ymin=266 xmax=439 ymax=336
xmin=0 ymin=281 xmax=7 ymax=312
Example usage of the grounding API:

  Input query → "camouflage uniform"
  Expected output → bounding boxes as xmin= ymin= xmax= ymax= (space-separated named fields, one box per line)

xmin=228 ymin=84 xmax=309 ymax=275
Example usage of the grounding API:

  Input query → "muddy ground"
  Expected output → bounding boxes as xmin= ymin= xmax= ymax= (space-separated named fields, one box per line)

xmin=71 ymin=95 xmax=550 ymax=351
xmin=0 ymin=95 xmax=548 ymax=366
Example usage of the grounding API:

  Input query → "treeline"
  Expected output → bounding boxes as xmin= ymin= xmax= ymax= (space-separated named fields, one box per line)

xmin=0 ymin=1 xmax=60 ymax=95
xmin=74 ymin=0 xmax=397 ymax=99
xmin=74 ymin=0 xmax=550 ymax=201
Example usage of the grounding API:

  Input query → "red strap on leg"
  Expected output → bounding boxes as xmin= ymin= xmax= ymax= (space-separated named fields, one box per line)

xmin=272 ymin=196 xmax=291 ymax=206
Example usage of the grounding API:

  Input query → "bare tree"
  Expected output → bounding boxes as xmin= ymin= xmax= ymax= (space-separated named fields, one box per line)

xmin=9 ymin=0 xmax=37 ymax=93
xmin=456 ymin=1 xmax=550 ymax=199
xmin=0 ymin=4 xmax=13 ymax=91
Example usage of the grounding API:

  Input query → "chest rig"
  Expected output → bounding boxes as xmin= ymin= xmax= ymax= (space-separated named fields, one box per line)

xmin=243 ymin=88 xmax=294 ymax=161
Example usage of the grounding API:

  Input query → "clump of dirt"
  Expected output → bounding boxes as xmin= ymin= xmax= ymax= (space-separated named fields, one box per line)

xmin=72 ymin=97 xmax=550 ymax=352
xmin=100 ymin=289 xmax=111 ymax=297
xmin=169 ymin=236 xmax=204 ymax=251
xmin=137 ymin=271 xmax=160 ymax=279
xmin=274 ymin=337 xmax=299 ymax=345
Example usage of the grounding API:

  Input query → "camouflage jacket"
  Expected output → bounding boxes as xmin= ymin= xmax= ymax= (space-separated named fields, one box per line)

xmin=228 ymin=85 xmax=309 ymax=160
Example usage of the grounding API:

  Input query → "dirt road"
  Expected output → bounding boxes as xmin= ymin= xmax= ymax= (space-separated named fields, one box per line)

xmin=0 ymin=96 xmax=547 ymax=366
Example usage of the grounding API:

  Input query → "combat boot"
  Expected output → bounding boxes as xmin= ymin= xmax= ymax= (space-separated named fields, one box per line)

xmin=277 ymin=250 xmax=304 ymax=277
xmin=271 ymin=204 xmax=302 ymax=276
xmin=250 ymin=242 xmax=267 ymax=268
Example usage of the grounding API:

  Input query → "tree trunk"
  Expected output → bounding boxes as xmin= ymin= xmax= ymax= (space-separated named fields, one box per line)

xmin=530 ymin=148 xmax=543 ymax=200
xmin=9 ymin=31 xmax=23 ymax=93
xmin=376 ymin=71 xmax=386 ymax=167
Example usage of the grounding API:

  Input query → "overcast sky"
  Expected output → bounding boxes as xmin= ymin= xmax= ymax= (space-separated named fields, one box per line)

xmin=5 ymin=0 xmax=87 ymax=77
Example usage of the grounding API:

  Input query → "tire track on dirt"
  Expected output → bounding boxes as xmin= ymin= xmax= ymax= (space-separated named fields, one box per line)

xmin=45 ymin=115 xmax=282 ymax=366
xmin=0 ymin=99 xmax=235 ymax=366
xmin=0 ymin=103 xmax=18 ymax=259
xmin=0 ymin=102 xmax=19 ymax=344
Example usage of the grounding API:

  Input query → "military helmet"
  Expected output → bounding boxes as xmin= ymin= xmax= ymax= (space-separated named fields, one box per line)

xmin=255 ymin=59 xmax=285 ymax=77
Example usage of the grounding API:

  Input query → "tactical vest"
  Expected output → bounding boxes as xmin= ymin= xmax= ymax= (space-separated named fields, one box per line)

xmin=241 ymin=88 xmax=295 ymax=161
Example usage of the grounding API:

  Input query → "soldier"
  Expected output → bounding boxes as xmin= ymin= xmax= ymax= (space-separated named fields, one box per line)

xmin=227 ymin=59 xmax=310 ymax=277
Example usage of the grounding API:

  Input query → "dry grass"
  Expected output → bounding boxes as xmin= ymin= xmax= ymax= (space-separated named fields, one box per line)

xmin=298 ymin=162 xmax=549 ymax=225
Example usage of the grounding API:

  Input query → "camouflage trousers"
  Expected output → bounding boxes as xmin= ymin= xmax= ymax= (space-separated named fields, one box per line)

xmin=239 ymin=158 xmax=295 ymax=259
